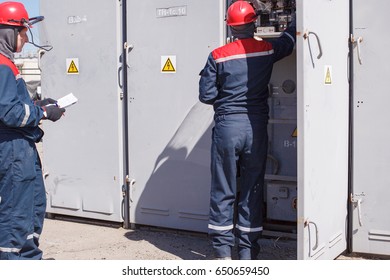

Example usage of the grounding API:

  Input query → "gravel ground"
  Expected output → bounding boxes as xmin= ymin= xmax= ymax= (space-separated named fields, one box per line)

xmin=40 ymin=217 xmax=295 ymax=260
xmin=39 ymin=216 xmax=382 ymax=260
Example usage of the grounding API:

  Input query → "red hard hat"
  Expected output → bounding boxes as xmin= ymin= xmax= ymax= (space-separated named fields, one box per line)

xmin=226 ymin=1 xmax=257 ymax=26
xmin=0 ymin=1 xmax=30 ymax=27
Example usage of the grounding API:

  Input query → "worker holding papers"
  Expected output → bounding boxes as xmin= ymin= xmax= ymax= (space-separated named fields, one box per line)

xmin=0 ymin=2 xmax=68 ymax=260
xmin=39 ymin=93 xmax=77 ymax=118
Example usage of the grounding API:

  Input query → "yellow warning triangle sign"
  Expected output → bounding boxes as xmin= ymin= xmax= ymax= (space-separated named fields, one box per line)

xmin=162 ymin=58 xmax=175 ymax=72
xmin=325 ymin=67 xmax=332 ymax=84
xmin=292 ymin=127 xmax=297 ymax=137
xmin=68 ymin=60 xmax=79 ymax=74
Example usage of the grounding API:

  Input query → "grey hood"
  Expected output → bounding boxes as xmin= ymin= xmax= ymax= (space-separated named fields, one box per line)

xmin=0 ymin=26 xmax=17 ymax=61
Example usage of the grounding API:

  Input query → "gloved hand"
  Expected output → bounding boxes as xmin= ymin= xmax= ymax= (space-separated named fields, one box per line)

xmin=35 ymin=98 xmax=57 ymax=107
xmin=42 ymin=105 xmax=65 ymax=122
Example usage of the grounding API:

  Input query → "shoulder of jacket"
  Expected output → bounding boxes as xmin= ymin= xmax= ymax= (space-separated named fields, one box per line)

xmin=212 ymin=39 xmax=273 ymax=60
xmin=0 ymin=54 xmax=19 ymax=76
xmin=211 ymin=41 xmax=241 ymax=60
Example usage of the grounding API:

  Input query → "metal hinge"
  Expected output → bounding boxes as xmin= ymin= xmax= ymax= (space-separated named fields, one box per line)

xmin=351 ymin=34 xmax=364 ymax=65
xmin=351 ymin=192 xmax=365 ymax=226
xmin=122 ymin=175 xmax=136 ymax=202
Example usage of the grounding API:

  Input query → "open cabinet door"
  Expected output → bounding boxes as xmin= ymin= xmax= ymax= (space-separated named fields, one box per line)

xmin=297 ymin=0 xmax=350 ymax=259
xmin=351 ymin=0 xmax=390 ymax=256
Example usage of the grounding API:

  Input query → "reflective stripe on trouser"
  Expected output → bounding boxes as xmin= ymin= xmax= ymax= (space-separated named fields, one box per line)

xmin=0 ymin=137 xmax=46 ymax=260
xmin=19 ymin=155 xmax=46 ymax=260
xmin=208 ymin=114 xmax=267 ymax=259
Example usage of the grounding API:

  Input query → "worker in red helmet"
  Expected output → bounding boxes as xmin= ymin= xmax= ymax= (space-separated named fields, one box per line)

xmin=199 ymin=0 xmax=296 ymax=260
xmin=0 ymin=1 xmax=65 ymax=260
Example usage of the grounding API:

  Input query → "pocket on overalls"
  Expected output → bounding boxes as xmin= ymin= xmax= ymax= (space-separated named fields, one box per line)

xmin=12 ymin=139 xmax=37 ymax=182
xmin=0 ymin=140 xmax=11 ymax=179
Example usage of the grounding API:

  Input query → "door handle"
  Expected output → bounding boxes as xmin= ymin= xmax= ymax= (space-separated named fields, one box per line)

xmin=351 ymin=192 xmax=365 ymax=226
xmin=124 ymin=43 xmax=134 ymax=68
xmin=351 ymin=35 xmax=363 ymax=65
xmin=305 ymin=219 xmax=319 ymax=258
xmin=304 ymin=31 xmax=323 ymax=68
xmin=356 ymin=37 xmax=363 ymax=65
xmin=38 ymin=49 xmax=45 ymax=71
xmin=118 ymin=43 xmax=134 ymax=89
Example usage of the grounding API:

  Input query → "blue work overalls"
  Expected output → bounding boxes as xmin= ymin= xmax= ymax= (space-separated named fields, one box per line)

xmin=0 ymin=54 xmax=46 ymax=259
xmin=199 ymin=25 xmax=296 ymax=259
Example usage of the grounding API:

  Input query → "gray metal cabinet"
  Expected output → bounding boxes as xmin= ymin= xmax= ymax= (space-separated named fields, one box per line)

xmin=39 ymin=0 xmax=390 ymax=259
xmin=297 ymin=0 xmax=349 ymax=260
xmin=40 ymin=0 xmax=124 ymax=222
xmin=351 ymin=0 xmax=390 ymax=255
xmin=125 ymin=0 xmax=225 ymax=232
xmin=40 ymin=0 xmax=226 ymax=229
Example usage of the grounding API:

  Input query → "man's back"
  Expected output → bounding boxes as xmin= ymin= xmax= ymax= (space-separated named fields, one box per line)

xmin=199 ymin=26 xmax=295 ymax=117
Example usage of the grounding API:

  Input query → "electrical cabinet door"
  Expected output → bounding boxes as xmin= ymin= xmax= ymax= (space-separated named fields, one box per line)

xmin=352 ymin=0 xmax=390 ymax=255
xmin=297 ymin=0 xmax=350 ymax=259
xmin=40 ymin=0 xmax=124 ymax=222
xmin=126 ymin=0 xmax=225 ymax=232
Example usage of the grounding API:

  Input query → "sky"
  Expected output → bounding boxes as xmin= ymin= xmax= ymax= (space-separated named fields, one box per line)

xmin=18 ymin=0 xmax=39 ymax=15
xmin=20 ymin=0 xmax=40 ymax=52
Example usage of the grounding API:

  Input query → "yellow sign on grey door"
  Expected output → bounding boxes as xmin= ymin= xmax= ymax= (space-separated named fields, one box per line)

xmin=324 ymin=65 xmax=332 ymax=85
xmin=66 ymin=58 xmax=79 ymax=75
xmin=161 ymin=56 xmax=176 ymax=73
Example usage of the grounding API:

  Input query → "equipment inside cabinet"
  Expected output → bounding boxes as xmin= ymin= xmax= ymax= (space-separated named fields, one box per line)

xmin=252 ymin=0 xmax=296 ymax=36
